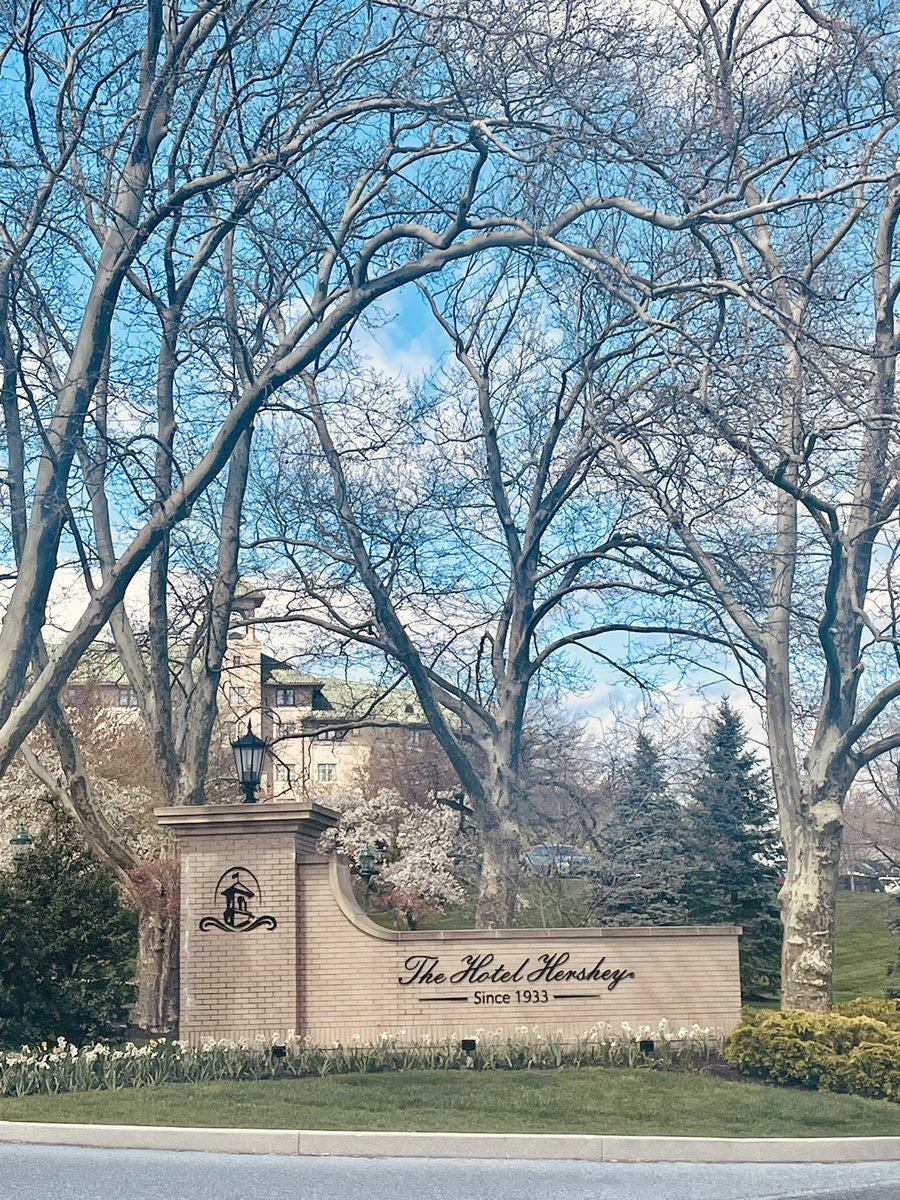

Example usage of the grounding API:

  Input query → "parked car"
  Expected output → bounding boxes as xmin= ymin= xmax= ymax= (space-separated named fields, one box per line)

xmin=525 ymin=843 xmax=592 ymax=877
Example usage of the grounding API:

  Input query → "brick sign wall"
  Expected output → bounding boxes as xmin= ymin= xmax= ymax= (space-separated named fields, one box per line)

xmin=158 ymin=803 xmax=742 ymax=1045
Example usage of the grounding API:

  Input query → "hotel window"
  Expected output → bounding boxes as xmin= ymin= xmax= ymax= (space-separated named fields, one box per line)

xmin=117 ymin=687 xmax=138 ymax=708
xmin=281 ymin=721 xmax=296 ymax=735
xmin=229 ymin=686 xmax=247 ymax=705
xmin=316 ymin=763 xmax=337 ymax=783
xmin=316 ymin=728 xmax=337 ymax=741
xmin=275 ymin=763 xmax=289 ymax=783
xmin=275 ymin=688 xmax=296 ymax=707
xmin=232 ymin=655 xmax=242 ymax=667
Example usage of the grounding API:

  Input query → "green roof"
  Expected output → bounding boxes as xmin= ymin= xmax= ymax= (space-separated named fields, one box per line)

xmin=312 ymin=679 xmax=426 ymax=725
xmin=260 ymin=655 xmax=324 ymax=687
xmin=68 ymin=643 xmax=131 ymax=686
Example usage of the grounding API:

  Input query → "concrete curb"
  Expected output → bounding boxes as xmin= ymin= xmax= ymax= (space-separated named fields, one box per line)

xmin=1 ymin=1122 xmax=899 ymax=1162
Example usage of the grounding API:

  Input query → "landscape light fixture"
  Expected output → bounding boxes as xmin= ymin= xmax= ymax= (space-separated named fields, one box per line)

xmin=460 ymin=1037 xmax=478 ymax=1069
xmin=231 ymin=723 xmax=269 ymax=804
xmin=9 ymin=825 xmax=33 ymax=860
xmin=358 ymin=845 xmax=379 ymax=909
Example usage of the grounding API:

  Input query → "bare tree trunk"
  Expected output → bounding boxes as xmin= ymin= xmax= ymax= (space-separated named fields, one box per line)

xmin=132 ymin=906 xmax=180 ymax=1036
xmin=779 ymin=794 xmax=843 ymax=1011
xmin=476 ymin=817 xmax=522 ymax=927
xmin=125 ymin=861 xmax=181 ymax=1036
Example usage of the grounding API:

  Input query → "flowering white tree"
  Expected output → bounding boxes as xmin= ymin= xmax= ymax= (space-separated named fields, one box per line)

xmin=320 ymin=787 xmax=466 ymax=927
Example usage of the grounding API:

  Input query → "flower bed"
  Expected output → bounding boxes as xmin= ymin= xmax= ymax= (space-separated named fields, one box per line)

xmin=0 ymin=1021 xmax=722 ymax=1098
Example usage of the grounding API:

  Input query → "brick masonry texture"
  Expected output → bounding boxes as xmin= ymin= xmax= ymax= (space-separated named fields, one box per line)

xmin=157 ymin=803 xmax=743 ymax=1045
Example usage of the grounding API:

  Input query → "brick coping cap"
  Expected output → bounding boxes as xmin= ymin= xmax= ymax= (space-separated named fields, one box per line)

xmin=155 ymin=800 xmax=339 ymax=835
xmin=311 ymin=855 xmax=743 ymax=942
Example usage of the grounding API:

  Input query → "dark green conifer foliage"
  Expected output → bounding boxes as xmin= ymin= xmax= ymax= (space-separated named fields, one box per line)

xmin=0 ymin=821 xmax=136 ymax=1046
xmin=591 ymin=731 xmax=690 ymax=926
xmin=684 ymin=701 xmax=783 ymax=999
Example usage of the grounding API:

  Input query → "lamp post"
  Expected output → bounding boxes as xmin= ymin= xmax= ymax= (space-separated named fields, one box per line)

xmin=358 ymin=845 xmax=379 ymax=909
xmin=231 ymin=723 xmax=270 ymax=803
xmin=9 ymin=825 xmax=33 ymax=861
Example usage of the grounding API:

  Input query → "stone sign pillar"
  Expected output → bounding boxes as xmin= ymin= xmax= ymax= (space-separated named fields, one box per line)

xmin=157 ymin=801 xmax=338 ymax=1043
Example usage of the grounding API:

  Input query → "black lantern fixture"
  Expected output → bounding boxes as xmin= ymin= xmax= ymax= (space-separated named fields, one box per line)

xmin=231 ymin=723 xmax=269 ymax=804
xmin=358 ymin=845 xmax=379 ymax=908
xmin=9 ymin=825 xmax=33 ymax=860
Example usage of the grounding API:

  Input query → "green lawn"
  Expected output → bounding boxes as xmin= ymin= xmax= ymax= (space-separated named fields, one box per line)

xmin=834 ymin=892 xmax=896 ymax=1004
xmin=2 ymin=1069 xmax=898 ymax=1137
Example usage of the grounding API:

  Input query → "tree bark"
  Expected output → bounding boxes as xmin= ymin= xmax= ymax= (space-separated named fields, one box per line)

xmin=779 ymin=792 xmax=844 ymax=1011
xmin=132 ymin=905 xmax=180 ymax=1036
xmin=126 ymin=861 xmax=181 ymax=1036
xmin=475 ymin=817 xmax=522 ymax=927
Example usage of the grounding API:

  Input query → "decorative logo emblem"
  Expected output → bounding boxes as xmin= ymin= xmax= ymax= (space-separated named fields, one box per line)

xmin=198 ymin=866 xmax=278 ymax=933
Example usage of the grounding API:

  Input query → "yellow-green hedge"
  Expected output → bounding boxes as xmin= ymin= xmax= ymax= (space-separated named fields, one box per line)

xmin=724 ymin=997 xmax=900 ymax=1102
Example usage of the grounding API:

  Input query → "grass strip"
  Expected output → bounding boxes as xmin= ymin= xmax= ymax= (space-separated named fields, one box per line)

xmin=2 ymin=1069 xmax=898 ymax=1138
xmin=834 ymin=893 xmax=896 ymax=1005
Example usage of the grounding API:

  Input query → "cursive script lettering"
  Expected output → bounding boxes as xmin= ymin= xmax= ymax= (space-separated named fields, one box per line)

xmin=399 ymin=950 xmax=635 ymax=993
xmin=526 ymin=952 xmax=635 ymax=991
xmin=449 ymin=954 xmax=531 ymax=985
xmin=398 ymin=955 xmax=446 ymax=985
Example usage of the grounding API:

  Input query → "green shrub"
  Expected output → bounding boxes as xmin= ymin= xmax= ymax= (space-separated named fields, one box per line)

xmin=834 ymin=996 xmax=900 ymax=1031
xmin=725 ymin=999 xmax=900 ymax=1102
xmin=0 ymin=823 xmax=136 ymax=1047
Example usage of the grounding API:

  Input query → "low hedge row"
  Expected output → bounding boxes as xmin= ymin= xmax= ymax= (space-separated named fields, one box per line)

xmin=724 ymin=996 xmax=900 ymax=1102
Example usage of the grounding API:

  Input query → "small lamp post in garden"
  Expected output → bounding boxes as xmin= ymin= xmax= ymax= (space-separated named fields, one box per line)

xmin=231 ymin=723 xmax=270 ymax=804
xmin=358 ymin=845 xmax=379 ymax=910
xmin=9 ymin=825 xmax=33 ymax=862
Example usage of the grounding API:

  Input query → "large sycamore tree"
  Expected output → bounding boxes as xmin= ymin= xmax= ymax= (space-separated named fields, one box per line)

xmin=588 ymin=0 xmax=900 ymax=1008
xmin=247 ymin=261 xmax=674 ymax=924
xmin=246 ymin=0 xmax=900 ymax=971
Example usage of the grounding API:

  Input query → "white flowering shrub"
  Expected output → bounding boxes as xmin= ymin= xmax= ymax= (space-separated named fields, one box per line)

xmin=0 ymin=709 xmax=169 ymax=868
xmin=0 ymin=1022 xmax=724 ymax=1097
xmin=319 ymin=787 xmax=468 ymax=924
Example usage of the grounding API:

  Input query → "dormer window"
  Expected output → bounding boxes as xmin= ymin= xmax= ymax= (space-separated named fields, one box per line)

xmin=275 ymin=688 xmax=296 ymax=707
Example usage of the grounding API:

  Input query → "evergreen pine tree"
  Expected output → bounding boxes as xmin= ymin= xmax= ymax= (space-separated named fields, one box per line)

xmin=0 ymin=821 xmax=136 ymax=1046
xmin=591 ymin=732 xmax=690 ymax=925
xmin=684 ymin=700 xmax=783 ymax=999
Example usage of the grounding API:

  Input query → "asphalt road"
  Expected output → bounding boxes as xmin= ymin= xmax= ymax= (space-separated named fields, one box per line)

xmin=3 ymin=1147 xmax=900 ymax=1200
